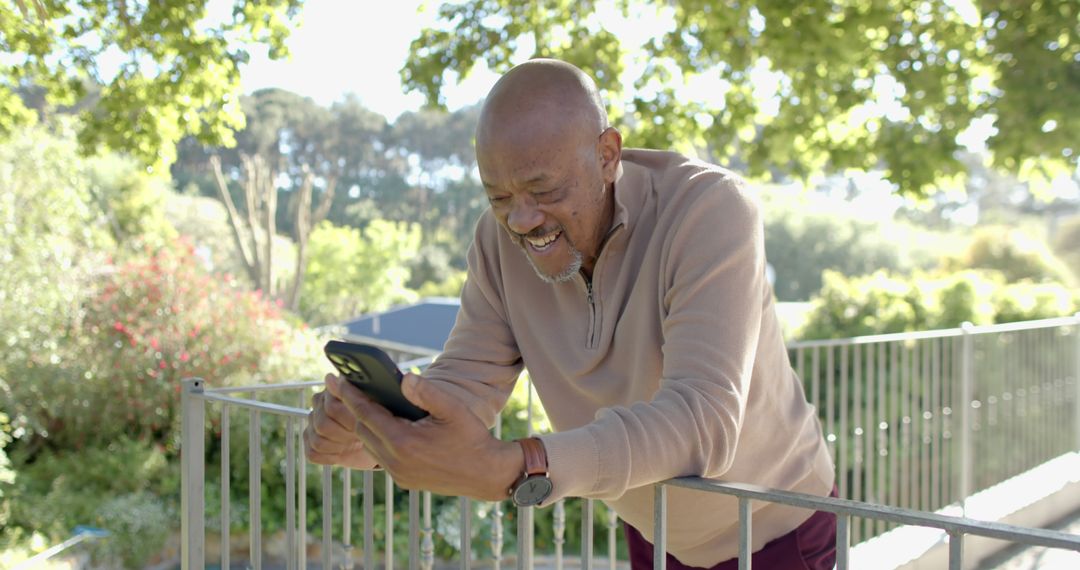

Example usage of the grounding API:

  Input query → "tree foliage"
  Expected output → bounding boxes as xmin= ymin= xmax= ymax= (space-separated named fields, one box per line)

xmin=299 ymin=220 xmax=422 ymax=326
xmin=404 ymin=0 xmax=1079 ymax=195
xmin=1 ymin=0 xmax=303 ymax=170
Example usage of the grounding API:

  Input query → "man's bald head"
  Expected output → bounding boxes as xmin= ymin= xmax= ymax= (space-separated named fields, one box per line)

xmin=476 ymin=59 xmax=608 ymax=148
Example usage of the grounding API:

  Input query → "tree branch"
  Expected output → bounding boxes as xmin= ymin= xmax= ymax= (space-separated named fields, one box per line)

xmin=210 ymin=155 xmax=258 ymax=285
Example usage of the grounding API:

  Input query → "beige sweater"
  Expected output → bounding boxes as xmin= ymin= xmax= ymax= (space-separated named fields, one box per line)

xmin=424 ymin=148 xmax=835 ymax=567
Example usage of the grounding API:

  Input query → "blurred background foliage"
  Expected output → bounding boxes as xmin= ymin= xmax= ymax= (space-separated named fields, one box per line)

xmin=2 ymin=0 xmax=1079 ymax=567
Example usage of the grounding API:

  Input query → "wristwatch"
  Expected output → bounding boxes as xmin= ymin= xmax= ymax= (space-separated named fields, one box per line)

xmin=509 ymin=437 xmax=553 ymax=507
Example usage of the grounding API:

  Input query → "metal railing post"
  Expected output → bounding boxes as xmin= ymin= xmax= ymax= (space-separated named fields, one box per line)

xmin=181 ymin=378 xmax=206 ymax=570
xmin=581 ymin=499 xmax=594 ymax=570
xmin=653 ymin=485 xmax=666 ymax=570
xmin=959 ymin=322 xmax=975 ymax=513
xmin=738 ymin=498 xmax=752 ymax=570
xmin=1074 ymin=313 xmax=1080 ymax=453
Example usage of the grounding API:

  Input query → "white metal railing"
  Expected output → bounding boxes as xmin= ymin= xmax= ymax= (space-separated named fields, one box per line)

xmin=181 ymin=314 xmax=1080 ymax=569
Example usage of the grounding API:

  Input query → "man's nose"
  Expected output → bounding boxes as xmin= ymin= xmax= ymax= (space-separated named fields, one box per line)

xmin=506 ymin=197 xmax=544 ymax=235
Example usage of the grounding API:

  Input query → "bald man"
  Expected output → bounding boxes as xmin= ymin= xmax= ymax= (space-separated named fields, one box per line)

xmin=305 ymin=59 xmax=837 ymax=569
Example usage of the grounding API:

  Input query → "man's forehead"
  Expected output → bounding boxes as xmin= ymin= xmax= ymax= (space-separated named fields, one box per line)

xmin=480 ymin=169 xmax=557 ymax=190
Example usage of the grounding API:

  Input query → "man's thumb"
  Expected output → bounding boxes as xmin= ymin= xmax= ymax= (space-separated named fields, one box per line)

xmin=402 ymin=374 xmax=460 ymax=419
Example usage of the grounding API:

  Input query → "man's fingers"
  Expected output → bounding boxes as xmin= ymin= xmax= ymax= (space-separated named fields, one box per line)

xmin=351 ymin=417 xmax=391 ymax=465
xmin=310 ymin=393 xmax=357 ymax=442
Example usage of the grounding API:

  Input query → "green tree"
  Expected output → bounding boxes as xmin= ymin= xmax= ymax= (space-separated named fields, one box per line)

xmin=944 ymin=225 xmax=1074 ymax=285
xmin=1053 ymin=214 xmax=1080 ymax=283
xmin=300 ymin=220 xmax=422 ymax=325
xmin=404 ymin=0 xmax=1079 ymax=195
xmin=1 ymin=0 xmax=303 ymax=171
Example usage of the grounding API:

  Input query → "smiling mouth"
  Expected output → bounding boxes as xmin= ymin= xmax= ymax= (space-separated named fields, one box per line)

xmin=524 ymin=230 xmax=562 ymax=252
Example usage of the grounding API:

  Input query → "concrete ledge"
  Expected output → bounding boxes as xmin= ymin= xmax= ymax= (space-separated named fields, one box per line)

xmin=849 ymin=453 xmax=1080 ymax=570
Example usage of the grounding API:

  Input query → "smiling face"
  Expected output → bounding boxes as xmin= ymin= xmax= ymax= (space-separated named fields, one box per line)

xmin=476 ymin=60 xmax=622 ymax=282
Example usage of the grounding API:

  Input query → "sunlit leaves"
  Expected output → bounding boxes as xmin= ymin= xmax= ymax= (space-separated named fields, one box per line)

xmin=0 ymin=0 xmax=303 ymax=171
xmin=404 ymin=0 xmax=1079 ymax=196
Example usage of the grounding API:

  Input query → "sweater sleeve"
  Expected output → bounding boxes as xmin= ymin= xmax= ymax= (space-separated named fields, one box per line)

xmin=538 ymin=173 xmax=766 ymax=503
xmin=421 ymin=213 xmax=525 ymax=429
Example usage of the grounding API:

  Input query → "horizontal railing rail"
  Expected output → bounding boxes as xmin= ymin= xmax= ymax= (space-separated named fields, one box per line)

xmin=653 ymin=477 xmax=1080 ymax=570
xmin=181 ymin=314 xmax=1080 ymax=569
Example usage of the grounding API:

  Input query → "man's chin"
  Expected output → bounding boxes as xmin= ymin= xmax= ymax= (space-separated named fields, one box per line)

xmin=527 ymin=253 xmax=581 ymax=284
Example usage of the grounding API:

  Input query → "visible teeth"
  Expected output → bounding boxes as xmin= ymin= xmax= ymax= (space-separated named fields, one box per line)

xmin=526 ymin=232 xmax=560 ymax=248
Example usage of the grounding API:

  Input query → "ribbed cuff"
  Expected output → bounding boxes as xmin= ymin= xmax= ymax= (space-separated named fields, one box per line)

xmin=536 ymin=428 xmax=601 ymax=506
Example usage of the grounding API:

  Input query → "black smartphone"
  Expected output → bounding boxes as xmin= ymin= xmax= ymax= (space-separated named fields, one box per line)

xmin=323 ymin=340 xmax=429 ymax=421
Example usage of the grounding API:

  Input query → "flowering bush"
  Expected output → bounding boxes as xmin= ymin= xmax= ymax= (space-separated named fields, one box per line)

xmin=7 ymin=237 xmax=327 ymax=450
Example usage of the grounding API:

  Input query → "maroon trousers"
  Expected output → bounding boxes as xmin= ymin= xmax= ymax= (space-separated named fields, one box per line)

xmin=624 ymin=488 xmax=838 ymax=570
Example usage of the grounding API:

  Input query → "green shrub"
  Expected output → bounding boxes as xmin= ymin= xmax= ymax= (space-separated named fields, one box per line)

xmin=2 ymin=437 xmax=169 ymax=541
xmin=760 ymin=191 xmax=951 ymax=301
xmin=4 ymin=238 xmax=326 ymax=452
xmin=91 ymin=492 xmax=172 ymax=569
xmin=944 ymin=225 xmax=1074 ymax=285
xmin=797 ymin=269 xmax=1077 ymax=341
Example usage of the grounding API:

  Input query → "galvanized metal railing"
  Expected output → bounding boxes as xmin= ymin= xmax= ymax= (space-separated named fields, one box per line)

xmin=181 ymin=314 xmax=1080 ymax=569
xmin=788 ymin=314 xmax=1080 ymax=544
xmin=650 ymin=477 xmax=1080 ymax=570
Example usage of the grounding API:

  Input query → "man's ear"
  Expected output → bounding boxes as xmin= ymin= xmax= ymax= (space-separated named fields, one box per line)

xmin=598 ymin=127 xmax=622 ymax=183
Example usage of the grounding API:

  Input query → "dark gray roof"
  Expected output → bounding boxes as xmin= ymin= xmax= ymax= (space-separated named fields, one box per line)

xmin=341 ymin=297 xmax=461 ymax=354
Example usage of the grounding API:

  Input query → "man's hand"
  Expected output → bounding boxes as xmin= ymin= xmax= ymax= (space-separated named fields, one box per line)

xmin=331 ymin=371 xmax=524 ymax=501
xmin=304 ymin=373 xmax=379 ymax=471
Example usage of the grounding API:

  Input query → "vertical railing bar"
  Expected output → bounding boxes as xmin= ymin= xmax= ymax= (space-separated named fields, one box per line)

xmin=460 ymin=497 xmax=472 ymax=570
xmin=948 ymin=334 xmax=960 ymax=506
xmin=839 ymin=344 xmax=849 ymax=502
xmin=181 ymin=378 xmax=206 ymax=570
xmin=738 ymin=497 xmax=752 ymax=570
xmin=836 ymin=513 xmax=850 ymax=570
xmin=1072 ymin=314 xmax=1079 ymax=454
xmin=322 ymin=466 xmax=332 ymax=570
xmin=409 ymin=490 xmax=420 ymax=570
xmin=812 ymin=346 xmax=821 ymax=424
xmin=931 ymin=338 xmax=941 ymax=513
xmin=285 ymin=418 xmax=296 ymax=570
xmin=343 ymin=469 xmax=353 ymax=570
xmin=653 ymin=485 xmax=666 ymax=570
xmin=960 ymin=322 xmax=974 ymax=513
xmin=386 ymin=472 xmax=395 ymax=570
xmin=220 ymin=403 xmax=230 ymax=570
xmin=364 ymin=470 xmax=374 ymax=570
xmin=827 ymin=347 xmax=836 ymax=462
xmin=517 ymin=507 xmax=529 ymax=570
xmin=554 ymin=500 xmax=566 ymax=570
xmin=422 ymin=491 xmax=434 ymax=570
xmin=250 ymin=409 xmax=262 ymax=570
xmin=298 ymin=392 xmax=306 ymax=570
xmin=607 ymin=507 xmax=618 ymax=570
xmin=524 ymin=380 xmax=535 ymax=570
xmin=863 ymin=343 xmax=875 ymax=542
xmin=901 ymin=341 xmax=911 ymax=511
xmin=852 ymin=343 xmax=862 ymax=544
xmin=889 ymin=341 xmax=899 ymax=524
xmin=1060 ymin=322 xmax=1067 ymax=454
xmin=948 ymin=531 xmax=963 ymax=570
xmin=582 ymin=499 xmax=594 ymax=570
xmin=921 ymin=339 xmax=930 ymax=512
xmin=795 ymin=347 xmax=805 ymax=395
xmin=876 ymin=342 xmax=887 ymax=536
xmin=492 ymin=417 xmax=503 ymax=570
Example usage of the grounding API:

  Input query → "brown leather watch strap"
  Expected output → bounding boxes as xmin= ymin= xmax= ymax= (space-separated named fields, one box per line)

xmin=519 ymin=437 xmax=548 ymax=476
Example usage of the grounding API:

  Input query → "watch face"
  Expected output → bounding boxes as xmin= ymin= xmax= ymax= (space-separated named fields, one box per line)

xmin=512 ymin=475 xmax=553 ymax=506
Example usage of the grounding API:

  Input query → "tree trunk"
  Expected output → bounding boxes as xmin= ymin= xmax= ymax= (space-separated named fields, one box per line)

xmin=210 ymin=155 xmax=259 ymax=285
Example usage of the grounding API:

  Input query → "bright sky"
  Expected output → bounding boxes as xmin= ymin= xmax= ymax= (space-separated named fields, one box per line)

xmin=239 ymin=0 xmax=499 ymax=121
